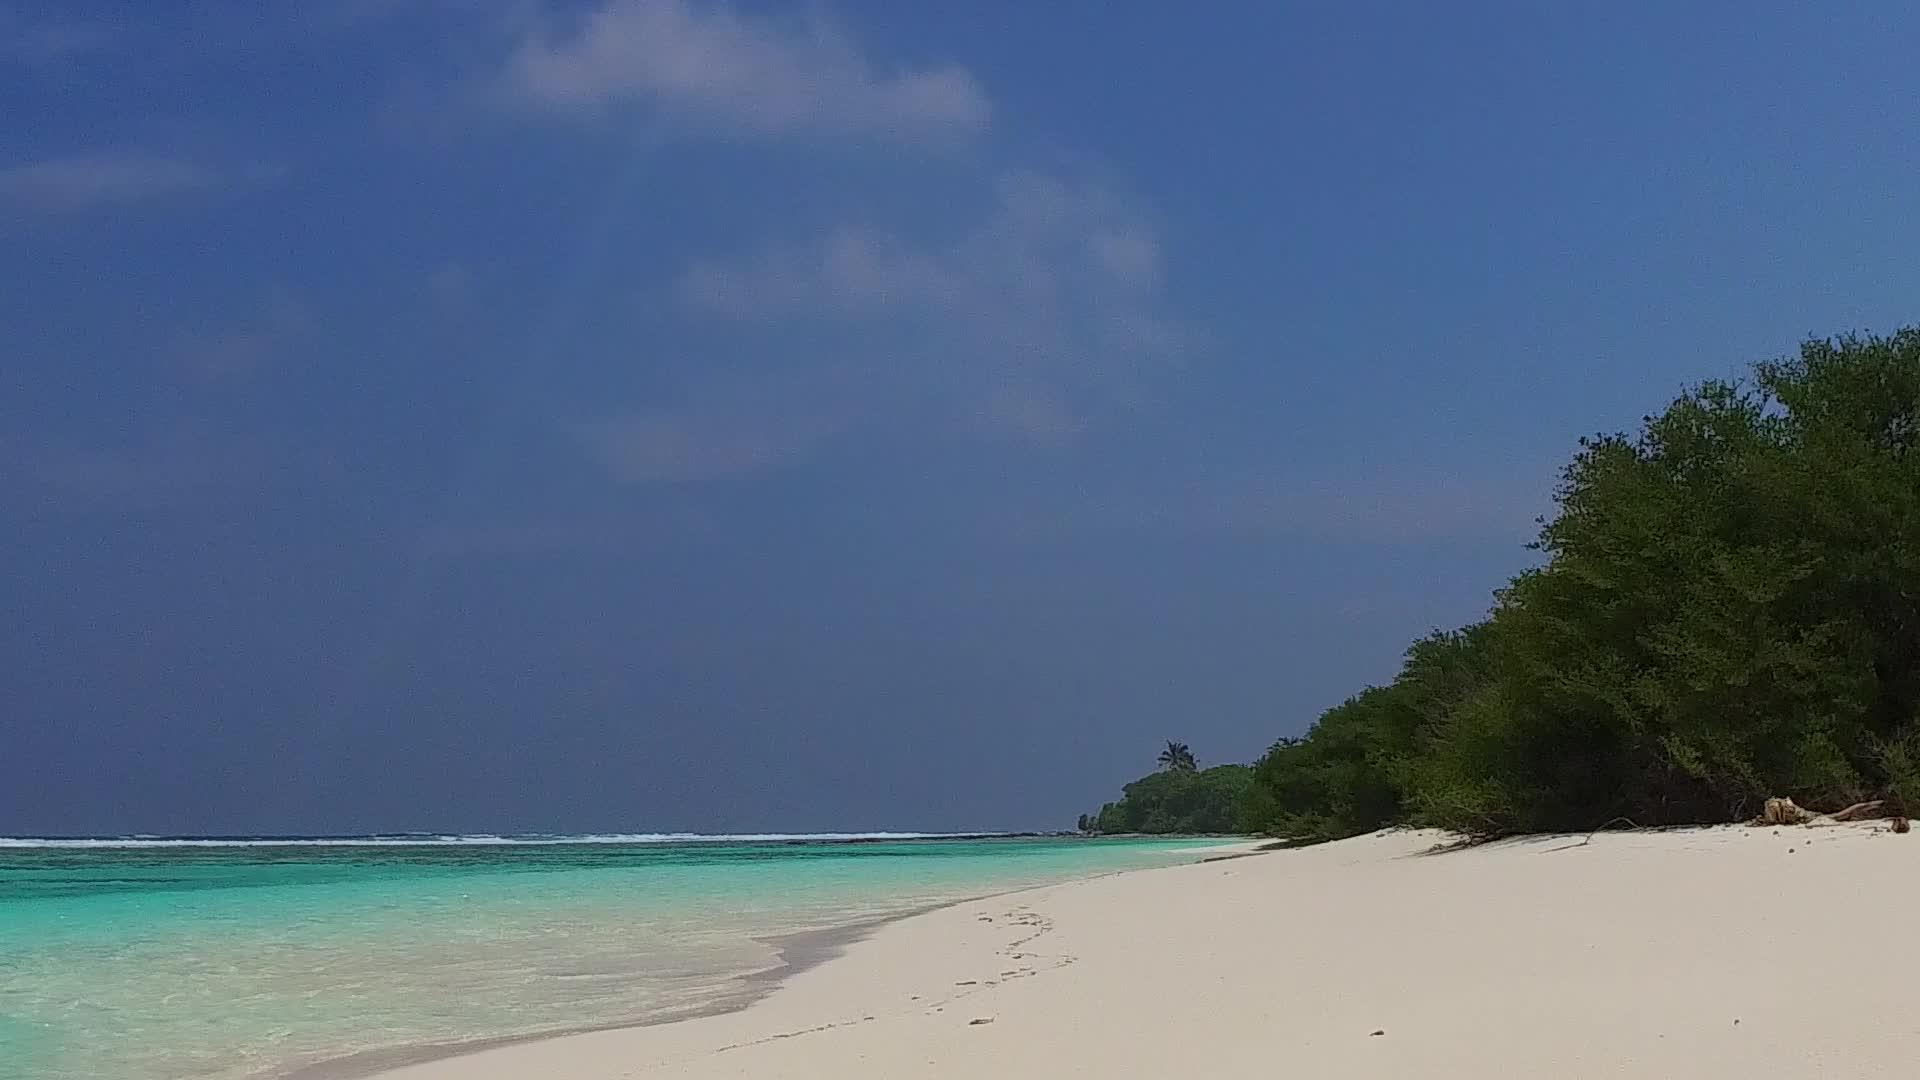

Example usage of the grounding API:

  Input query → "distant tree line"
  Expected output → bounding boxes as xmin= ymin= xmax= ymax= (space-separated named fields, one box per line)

xmin=1079 ymin=743 xmax=1257 ymax=834
xmin=1083 ymin=332 xmax=1920 ymax=840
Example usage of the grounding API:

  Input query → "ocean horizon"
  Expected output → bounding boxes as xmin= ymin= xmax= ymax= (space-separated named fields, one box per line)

xmin=0 ymin=833 xmax=1225 ymax=1080
xmin=0 ymin=831 xmax=1036 ymax=849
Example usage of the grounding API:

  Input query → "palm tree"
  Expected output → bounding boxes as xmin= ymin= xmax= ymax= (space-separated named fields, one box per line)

xmin=1157 ymin=740 xmax=1197 ymax=772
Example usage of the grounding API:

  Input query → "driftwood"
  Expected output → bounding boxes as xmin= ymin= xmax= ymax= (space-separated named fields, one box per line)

xmin=1750 ymin=797 xmax=1886 ymax=827
xmin=1829 ymin=799 xmax=1888 ymax=822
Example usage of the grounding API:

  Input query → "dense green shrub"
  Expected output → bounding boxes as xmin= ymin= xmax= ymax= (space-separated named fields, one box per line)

xmin=1247 ymin=331 xmax=1920 ymax=840
xmin=1248 ymin=691 xmax=1409 ymax=842
xmin=1248 ymin=627 xmax=1493 ymax=841
xmin=1083 ymin=763 xmax=1256 ymax=834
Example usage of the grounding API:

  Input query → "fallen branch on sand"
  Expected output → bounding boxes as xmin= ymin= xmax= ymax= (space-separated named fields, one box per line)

xmin=1749 ymin=797 xmax=1886 ymax=827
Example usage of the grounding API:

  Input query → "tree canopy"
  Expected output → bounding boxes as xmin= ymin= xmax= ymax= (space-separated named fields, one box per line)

xmin=1075 ymin=334 xmax=1920 ymax=842
xmin=1242 ymin=332 xmax=1920 ymax=840
xmin=1081 ymin=757 xmax=1254 ymax=834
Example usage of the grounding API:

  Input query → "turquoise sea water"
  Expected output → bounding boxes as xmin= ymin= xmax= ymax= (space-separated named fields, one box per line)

xmin=0 ymin=835 xmax=1222 ymax=1080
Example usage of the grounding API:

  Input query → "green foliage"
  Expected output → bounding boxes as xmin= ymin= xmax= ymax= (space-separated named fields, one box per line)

xmin=1250 ymin=627 xmax=1493 ymax=841
xmin=1085 ymin=763 xmax=1256 ymax=834
xmin=1246 ymin=331 xmax=1920 ymax=839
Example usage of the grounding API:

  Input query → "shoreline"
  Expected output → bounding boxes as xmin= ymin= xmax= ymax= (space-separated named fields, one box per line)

xmin=282 ymin=843 xmax=1258 ymax=1080
xmin=275 ymin=911 xmax=909 ymax=1080
xmin=366 ymin=824 xmax=1920 ymax=1079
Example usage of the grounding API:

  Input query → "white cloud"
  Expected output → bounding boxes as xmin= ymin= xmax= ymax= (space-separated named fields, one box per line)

xmin=506 ymin=0 xmax=989 ymax=142
xmin=1086 ymin=225 xmax=1162 ymax=290
xmin=676 ymin=225 xmax=959 ymax=316
xmin=514 ymin=11 xmax=1179 ymax=482
xmin=672 ymin=171 xmax=1182 ymax=443
xmin=680 ymin=173 xmax=1169 ymax=322
xmin=0 ymin=154 xmax=220 ymax=212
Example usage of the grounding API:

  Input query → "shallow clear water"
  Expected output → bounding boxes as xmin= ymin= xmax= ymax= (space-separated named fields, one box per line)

xmin=0 ymin=835 xmax=1220 ymax=1080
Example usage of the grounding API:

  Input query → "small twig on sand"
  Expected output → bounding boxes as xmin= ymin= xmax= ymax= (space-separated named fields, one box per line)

xmin=1543 ymin=816 xmax=1641 ymax=853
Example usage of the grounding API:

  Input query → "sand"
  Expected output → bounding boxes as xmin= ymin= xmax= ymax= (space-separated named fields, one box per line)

xmin=372 ymin=823 xmax=1920 ymax=1079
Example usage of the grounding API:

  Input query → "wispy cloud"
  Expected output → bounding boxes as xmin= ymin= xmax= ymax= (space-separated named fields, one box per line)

xmin=577 ymin=399 xmax=841 ymax=485
xmin=680 ymin=172 xmax=1166 ymax=319
xmin=674 ymin=171 xmax=1181 ymax=443
xmin=492 ymin=8 xmax=1183 ymax=483
xmin=0 ymin=153 xmax=224 ymax=213
xmin=505 ymin=0 xmax=989 ymax=142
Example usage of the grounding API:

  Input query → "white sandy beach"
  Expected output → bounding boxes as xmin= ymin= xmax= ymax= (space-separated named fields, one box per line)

xmin=375 ymin=824 xmax=1920 ymax=1079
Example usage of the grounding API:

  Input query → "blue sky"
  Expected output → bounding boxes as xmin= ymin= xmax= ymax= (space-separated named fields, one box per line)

xmin=7 ymin=1 xmax=1920 ymax=835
